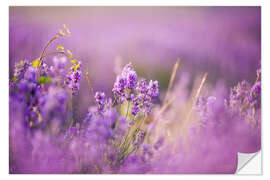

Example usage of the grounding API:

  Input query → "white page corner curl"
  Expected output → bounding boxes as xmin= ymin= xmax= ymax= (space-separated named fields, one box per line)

xmin=236 ymin=151 xmax=261 ymax=174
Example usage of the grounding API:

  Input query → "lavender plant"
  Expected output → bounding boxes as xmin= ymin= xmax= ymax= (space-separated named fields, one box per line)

xmin=9 ymin=26 xmax=261 ymax=174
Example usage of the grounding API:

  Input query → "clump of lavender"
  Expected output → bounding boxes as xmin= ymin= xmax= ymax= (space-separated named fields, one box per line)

xmin=10 ymin=41 xmax=159 ymax=173
xmin=226 ymin=69 xmax=261 ymax=126
xmin=38 ymin=86 xmax=68 ymax=128
xmin=9 ymin=25 xmax=261 ymax=174
xmin=113 ymin=63 xmax=159 ymax=117
xmin=10 ymin=65 xmax=43 ymax=127
xmin=13 ymin=60 xmax=31 ymax=81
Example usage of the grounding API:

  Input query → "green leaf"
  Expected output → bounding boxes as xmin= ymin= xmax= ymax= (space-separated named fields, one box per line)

xmin=11 ymin=77 xmax=17 ymax=82
xmin=38 ymin=76 xmax=52 ymax=85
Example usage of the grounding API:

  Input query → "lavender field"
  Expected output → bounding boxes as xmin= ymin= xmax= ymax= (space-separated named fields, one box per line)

xmin=9 ymin=7 xmax=261 ymax=174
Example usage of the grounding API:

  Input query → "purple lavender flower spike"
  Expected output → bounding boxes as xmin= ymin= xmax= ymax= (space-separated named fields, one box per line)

xmin=13 ymin=60 xmax=30 ymax=81
xmin=136 ymin=79 xmax=147 ymax=94
xmin=112 ymin=63 xmax=137 ymax=103
xmin=95 ymin=91 xmax=106 ymax=113
xmin=131 ymin=97 xmax=140 ymax=116
xmin=24 ymin=66 xmax=38 ymax=83
xmin=251 ymin=81 xmax=261 ymax=96
xmin=65 ymin=62 xmax=82 ymax=95
xmin=128 ymin=77 xmax=159 ymax=116
xmin=133 ymin=130 xmax=145 ymax=149
xmin=112 ymin=76 xmax=127 ymax=103
xmin=131 ymin=106 xmax=140 ymax=116
xmin=147 ymin=80 xmax=159 ymax=97
xmin=126 ymin=71 xmax=137 ymax=89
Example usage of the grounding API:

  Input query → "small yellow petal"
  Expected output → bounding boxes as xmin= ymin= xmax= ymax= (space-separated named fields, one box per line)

xmin=32 ymin=59 xmax=41 ymax=68
xmin=56 ymin=45 xmax=65 ymax=52
xmin=59 ymin=29 xmax=66 ymax=36
xmin=67 ymin=49 xmax=73 ymax=58
xmin=63 ymin=24 xmax=71 ymax=36
xmin=73 ymin=63 xmax=80 ymax=70
xmin=71 ymin=59 xmax=78 ymax=64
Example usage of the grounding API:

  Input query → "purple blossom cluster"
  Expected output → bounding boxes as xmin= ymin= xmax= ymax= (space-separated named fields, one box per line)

xmin=226 ymin=69 xmax=261 ymax=124
xmin=94 ymin=91 xmax=109 ymax=114
xmin=39 ymin=86 xmax=68 ymax=127
xmin=112 ymin=63 xmax=137 ymax=103
xmin=113 ymin=63 xmax=159 ymax=116
xmin=13 ymin=60 xmax=31 ymax=81
xmin=10 ymin=64 xmax=42 ymax=127
xmin=131 ymin=79 xmax=159 ymax=115
xmin=65 ymin=62 xmax=82 ymax=95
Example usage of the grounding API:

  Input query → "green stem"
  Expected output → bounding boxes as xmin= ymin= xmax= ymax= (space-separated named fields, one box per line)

xmin=125 ymin=101 xmax=130 ymax=119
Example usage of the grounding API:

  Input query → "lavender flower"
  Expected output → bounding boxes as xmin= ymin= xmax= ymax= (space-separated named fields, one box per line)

xmin=131 ymin=97 xmax=140 ymax=116
xmin=136 ymin=79 xmax=147 ymax=94
xmin=122 ymin=63 xmax=137 ymax=88
xmin=251 ymin=81 xmax=261 ymax=96
xmin=112 ymin=76 xmax=127 ymax=103
xmin=130 ymin=79 xmax=159 ymax=116
xmin=133 ymin=130 xmax=145 ymax=149
xmin=24 ymin=66 xmax=38 ymax=83
xmin=147 ymin=80 xmax=159 ymax=97
xmin=112 ymin=63 xmax=137 ymax=102
xmin=112 ymin=63 xmax=158 ymax=116
xmin=229 ymin=80 xmax=250 ymax=105
xmin=65 ymin=62 xmax=82 ymax=95
xmin=13 ymin=60 xmax=30 ymax=81
xmin=95 ymin=91 xmax=106 ymax=113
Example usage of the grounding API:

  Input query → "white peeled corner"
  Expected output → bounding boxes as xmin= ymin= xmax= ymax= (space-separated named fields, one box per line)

xmin=236 ymin=151 xmax=262 ymax=174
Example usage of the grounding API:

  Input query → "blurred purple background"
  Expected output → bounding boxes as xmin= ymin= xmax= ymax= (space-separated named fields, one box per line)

xmin=9 ymin=6 xmax=261 ymax=115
